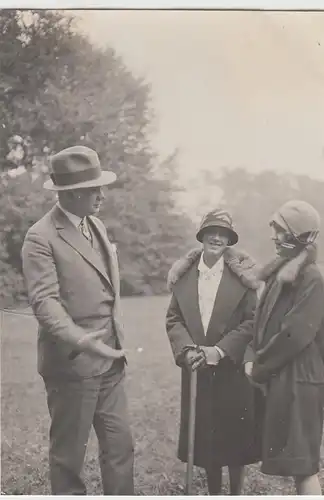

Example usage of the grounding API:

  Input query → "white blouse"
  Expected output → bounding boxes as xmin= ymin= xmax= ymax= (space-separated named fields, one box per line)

xmin=198 ymin=253 xmax=224 ymax=334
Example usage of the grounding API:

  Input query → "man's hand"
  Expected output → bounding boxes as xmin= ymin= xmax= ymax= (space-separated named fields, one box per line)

xmin=94 ymin=343 xmax=126 ymax=359
xmin=69 ymin=329 xmax=126 ymax=360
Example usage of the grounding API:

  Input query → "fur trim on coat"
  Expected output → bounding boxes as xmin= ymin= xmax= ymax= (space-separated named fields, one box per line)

xmin=257 ymin=243 xmax=317 ymax=285
xmin=167 ymin=247 xmax=260 ymax=291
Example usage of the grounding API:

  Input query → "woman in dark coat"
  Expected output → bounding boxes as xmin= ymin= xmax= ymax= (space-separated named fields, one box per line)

xmin=218 ymin=200 xmax=324 ymax=495
xmin=165 ymin=209 xmax=261 ymax=495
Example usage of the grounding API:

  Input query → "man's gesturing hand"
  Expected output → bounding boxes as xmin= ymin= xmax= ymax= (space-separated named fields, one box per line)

xmin=69 ymin=329 xmax=126 ymax=360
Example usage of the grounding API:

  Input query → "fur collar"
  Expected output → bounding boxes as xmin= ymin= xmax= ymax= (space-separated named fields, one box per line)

xmin=167 ymin=247 xmax=260 ymax=291
xmin=257 ymin=243 xmax=317 ymax=284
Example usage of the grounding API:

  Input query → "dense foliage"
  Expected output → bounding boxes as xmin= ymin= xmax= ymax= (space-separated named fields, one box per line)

xmin=0 ymin=9 xmax=194 ymax=307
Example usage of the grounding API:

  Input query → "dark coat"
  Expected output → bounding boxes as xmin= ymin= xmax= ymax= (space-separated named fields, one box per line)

xmin=219 ymin=250 xmax=324 ymax=476
xmin=165 ymin=247 xmax=261 ymax=468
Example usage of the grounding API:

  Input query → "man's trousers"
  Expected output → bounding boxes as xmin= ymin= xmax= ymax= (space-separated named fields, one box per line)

xmin=43 ymin=360 xmax=134 ymax=495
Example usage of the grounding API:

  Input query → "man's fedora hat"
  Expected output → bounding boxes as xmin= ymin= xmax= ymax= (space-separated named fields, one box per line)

xmin=43 ymin=145 xmax=117 ymax=191
xmin=196 ymin=208 xmax=238 ymax=246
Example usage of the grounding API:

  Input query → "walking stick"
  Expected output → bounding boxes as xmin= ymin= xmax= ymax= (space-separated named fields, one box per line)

xmin=185 ymin=367 xmax=197 ymax=495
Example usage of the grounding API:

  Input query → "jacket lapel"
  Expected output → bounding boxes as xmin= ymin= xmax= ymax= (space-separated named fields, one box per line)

xmin=174 ymin=260 xmax=206 ymax=345
xmin=89 ymin=217 xmax=126 ymax=346
xmin=88 ymin=216 xmax=118 ymax=293
xmin=205 ymin=264 xmax=246 ymax=345
xmin=52 ymin=206 xmax=113 ymax=290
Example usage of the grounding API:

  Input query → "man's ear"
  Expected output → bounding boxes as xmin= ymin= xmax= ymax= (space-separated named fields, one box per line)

xmin=68 ymin=190 xmax=79 ymax=201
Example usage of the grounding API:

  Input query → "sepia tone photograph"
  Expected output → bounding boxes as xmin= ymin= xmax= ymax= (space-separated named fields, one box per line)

xmin=1 ymin=6 xmax=324 ymax=495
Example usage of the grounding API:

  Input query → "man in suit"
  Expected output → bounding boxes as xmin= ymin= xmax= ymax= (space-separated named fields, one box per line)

xmin=21 ymin=146 xmax=134 ymax=495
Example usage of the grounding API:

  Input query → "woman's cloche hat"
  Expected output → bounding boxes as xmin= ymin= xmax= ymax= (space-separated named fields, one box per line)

xmin=196 ymin=208 xmax=238 ymax=246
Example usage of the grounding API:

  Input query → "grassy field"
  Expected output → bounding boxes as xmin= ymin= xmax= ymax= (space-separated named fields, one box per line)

xmin=1 ymin=295 xmax=323 ymax=495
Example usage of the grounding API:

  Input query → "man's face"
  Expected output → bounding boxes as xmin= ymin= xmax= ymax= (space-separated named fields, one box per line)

xmin=202 ymin=227 xmax=230 ymax=258
xmin=65 ymin=186 xmax=105 ymax=217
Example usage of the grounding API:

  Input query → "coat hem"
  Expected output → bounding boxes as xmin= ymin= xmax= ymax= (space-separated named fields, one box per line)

xmin=261 ymin=457 xmax=320 ymax=477
xmin=178 ymin=454 xmax=261 ymax=469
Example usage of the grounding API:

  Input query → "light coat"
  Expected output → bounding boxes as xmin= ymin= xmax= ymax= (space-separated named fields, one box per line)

xmin=22 ymin=205 xmax=124 ymax=379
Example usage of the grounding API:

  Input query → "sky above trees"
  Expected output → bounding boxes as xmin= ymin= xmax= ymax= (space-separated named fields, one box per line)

xmin=76 ymin=10 xmax=324 ymax=215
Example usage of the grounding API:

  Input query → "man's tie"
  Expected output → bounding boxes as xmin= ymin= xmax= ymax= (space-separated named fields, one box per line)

xmin=79 ymin=217 xmax=92 ymax=244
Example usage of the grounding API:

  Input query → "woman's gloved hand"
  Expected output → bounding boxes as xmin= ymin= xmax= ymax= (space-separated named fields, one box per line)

xmin=191 ymin=346 xmax=222 ymax=371
xmin=245 ymin=361 xmax=253 ymax=378
xmin=183 ymin=345 xmax=223 ymax=371
xmin=184 ymin=347 xmax=205 ymax=371
xmin=244 ymin=361 xmax=267 ymax=395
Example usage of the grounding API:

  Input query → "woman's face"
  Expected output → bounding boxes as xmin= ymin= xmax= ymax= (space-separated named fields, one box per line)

xmin=202 ymin=227 xmax=230 ymax=259
xmin=271 ymin=224 xmax=295 ymax=256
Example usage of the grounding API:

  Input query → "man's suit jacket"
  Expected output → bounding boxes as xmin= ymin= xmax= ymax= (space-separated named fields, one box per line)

xmin=22 ymin=205 xmax=125 ymax=379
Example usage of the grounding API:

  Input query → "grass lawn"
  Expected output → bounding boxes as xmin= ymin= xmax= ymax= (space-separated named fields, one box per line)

xmin=1 ymin=295 xmax=323 ymax=495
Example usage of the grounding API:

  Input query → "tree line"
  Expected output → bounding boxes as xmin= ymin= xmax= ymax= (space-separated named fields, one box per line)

xmin=1 ymin=10 xmax=323 ymax=309
xmin=0 ymin=9 xmax=194 ymax=307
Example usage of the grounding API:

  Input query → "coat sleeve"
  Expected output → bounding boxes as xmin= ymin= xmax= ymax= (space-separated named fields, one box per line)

xmin=165 ymin=292 xmax=194 ymax=366
xmin=21 ymin=229 xmax=89 ymax=347
xmin=215 ymin=288 xmax=256 ymax=364
xmin=316 ymin=318 xmax=324 ymax=363
xmin=252 ymin=269 xmax=324 ymax=383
